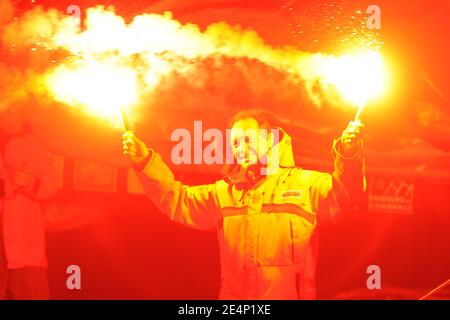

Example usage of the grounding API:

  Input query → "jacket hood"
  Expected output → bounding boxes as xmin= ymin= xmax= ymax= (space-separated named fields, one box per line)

xmin=270 ymin=127 xmax=295 ymax=169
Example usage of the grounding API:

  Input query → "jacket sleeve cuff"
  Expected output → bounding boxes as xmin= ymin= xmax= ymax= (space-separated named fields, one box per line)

xmin=333 ymin=138 xmax=363 ymax=160
xmin=132 ymin=149 xmax=155 ymax=172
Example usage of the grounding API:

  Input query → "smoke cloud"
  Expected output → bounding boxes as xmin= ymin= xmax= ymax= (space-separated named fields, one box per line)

xmin=0 ymin=4 xmax=383 ymax=129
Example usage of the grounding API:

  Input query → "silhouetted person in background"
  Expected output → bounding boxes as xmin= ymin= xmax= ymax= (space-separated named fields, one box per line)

xmin=0 ymin=118 xmax=58 ymax=300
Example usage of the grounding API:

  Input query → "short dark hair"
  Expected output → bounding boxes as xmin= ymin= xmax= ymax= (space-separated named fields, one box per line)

xmin=229 ymin=109 xmax=277 ymax=130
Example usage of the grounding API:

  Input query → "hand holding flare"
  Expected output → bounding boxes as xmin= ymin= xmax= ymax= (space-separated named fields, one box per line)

xmin=339 ymin=120 xmax=365 ymax=156
xmin=123 ymin=131 xmax=150 ymax=164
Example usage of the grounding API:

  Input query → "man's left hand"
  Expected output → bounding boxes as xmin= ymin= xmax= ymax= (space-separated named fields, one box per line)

xmin=340 ymin=120 xmax=365 ymax=155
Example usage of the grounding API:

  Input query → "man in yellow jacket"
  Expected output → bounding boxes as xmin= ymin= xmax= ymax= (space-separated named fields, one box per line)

xmin=123 ymin=110 xmax=365 ymax=299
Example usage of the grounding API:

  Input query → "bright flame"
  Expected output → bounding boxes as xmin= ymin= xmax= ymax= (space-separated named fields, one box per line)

xmin=45 ymin=58 xmax=138 ymax=123
xmin=319 ymin=51 xmax=388 ymax=106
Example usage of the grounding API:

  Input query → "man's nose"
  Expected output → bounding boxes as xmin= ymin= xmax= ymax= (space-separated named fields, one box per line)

xmin=238 ymin=142 xmax=249 ymax=154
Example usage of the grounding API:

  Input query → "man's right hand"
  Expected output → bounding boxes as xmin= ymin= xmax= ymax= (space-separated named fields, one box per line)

xmin=122 ymin=131 xmax=150 ymax=164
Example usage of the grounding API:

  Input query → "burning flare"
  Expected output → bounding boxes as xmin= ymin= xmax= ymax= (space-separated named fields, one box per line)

xmin=318 ymin=50 xmax=387 ymax=107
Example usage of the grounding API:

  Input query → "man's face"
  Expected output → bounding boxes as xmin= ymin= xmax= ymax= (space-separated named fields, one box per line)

xmin=230 ymin=118 xmax=272 ymax=169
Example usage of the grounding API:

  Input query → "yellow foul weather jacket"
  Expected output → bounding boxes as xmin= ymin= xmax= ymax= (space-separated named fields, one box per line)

xmin=136 ymin=128 xmax=365 ymax=299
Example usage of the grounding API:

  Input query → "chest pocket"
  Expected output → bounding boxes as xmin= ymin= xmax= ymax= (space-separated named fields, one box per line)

xmin=256 ymin=188 xmax=316 ymax=267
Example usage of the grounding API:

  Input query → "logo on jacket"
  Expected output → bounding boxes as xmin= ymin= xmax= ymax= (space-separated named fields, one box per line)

xmin=281 ymin=190 xmax=303 ymax=199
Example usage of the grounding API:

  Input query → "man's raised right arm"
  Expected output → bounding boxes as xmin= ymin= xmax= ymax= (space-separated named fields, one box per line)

xmin=122 ymin=132 xmax=221 ymax=230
